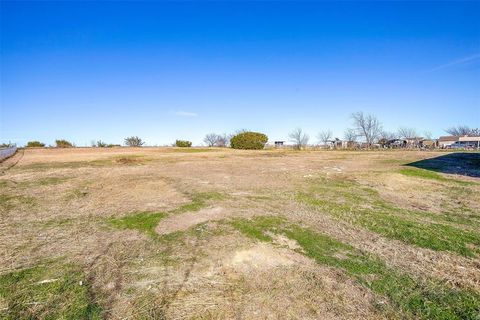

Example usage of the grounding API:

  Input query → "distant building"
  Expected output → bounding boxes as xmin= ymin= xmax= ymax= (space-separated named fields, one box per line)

xmin=438 ymin=136 xmax=459 ymax=148
xmin=458 ymin=136 xmax=480 ymax=149
xmin=274 ymin=141 xmax=285 ymax=148
xmin=420 ymin=139 xmax=437 ymax=149
xmin=386 ymin=139 xmax=406 ymax=148
xmin=405 ymin=137 xmax=424 ymax=148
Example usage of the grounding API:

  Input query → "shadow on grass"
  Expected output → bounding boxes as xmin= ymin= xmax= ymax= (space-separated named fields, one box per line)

xmin=406 ymin=152 xmax=480 ymax=178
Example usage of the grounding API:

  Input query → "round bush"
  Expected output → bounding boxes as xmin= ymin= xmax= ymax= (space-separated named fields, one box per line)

xmin=55 ymin=139 xmax=74 ymax=148
xmin=175 ymin=140 xmax=192 ymax=147
xmin=26 ymin=141 xmax=45 ymax=148
xmin=230 ymin=132 xmax=268 ymax=150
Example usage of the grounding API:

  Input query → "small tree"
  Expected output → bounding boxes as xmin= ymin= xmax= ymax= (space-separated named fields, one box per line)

xmin=288 ymin=128 xmax=309 ymax=150
xmin=351 ymin=112 xmax=382 ymax=148
xmin=344 ymin=128 xmax=357 ymax=142
xmin=379 ymin=131 xmax=397 ymax=141
xmin=204 ymin=133 xmax=229 ymax=147
xmin=175 ymin=140 xmax=192 ymax=147
xmin=55 ymin=139 xmax=73 ymax=148
xmin=26 ymin=141 xmax=45 ymax=147
xmin=397 ymin=127 xmax=418 ymax=139
xmin=124 ymin=136 xmax=144 ymax=147
xmin=90 ymin=140 xmax=108 ymax=148
xmin=204 ymin=133 xmax=219 ymax=147
xmin=215 ymin=134 xmax=229 ymax=147
xmin=230 ymin=131 xmax=268 ymax=150
xmin=317 ymin=130 xmax=332 ymax=148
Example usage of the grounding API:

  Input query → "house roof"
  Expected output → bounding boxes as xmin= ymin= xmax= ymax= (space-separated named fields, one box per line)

xmin=459 ymin=136 xmax=480 ymax=142
xmin=438 ymin=136 xmax=459 ymax=142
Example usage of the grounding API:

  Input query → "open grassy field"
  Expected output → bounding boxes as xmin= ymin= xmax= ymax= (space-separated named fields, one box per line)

xmin=1 ymin=148 xmax=479 ymax=319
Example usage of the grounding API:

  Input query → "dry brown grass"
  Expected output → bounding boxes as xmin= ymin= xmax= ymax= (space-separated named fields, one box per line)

xmin=1 ymin=148 xmax=479 ymax=319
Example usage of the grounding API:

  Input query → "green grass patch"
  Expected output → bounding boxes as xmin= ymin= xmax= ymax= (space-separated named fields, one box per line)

xmin=0 ymin=261 xmax=101 ymax=319
xmin=0 ymin=194 xmax=36 ymax=211
xmin=0 ymin=177 xmax=69 ymax=190
xmin=172 ymin=192 xmax=224 ymax=214
xmin=36 ymin=217 xmax=74 ymax=228
xmin=108 ymin=211 xmax=167 ymax=237
xmin=108 ymin=192 xmax=224 ymax=238
xmin=18 ymin=160 xmax=112 ymax=171
xmin=36 ymin=177 xmax=69 ymax=186
xmin=296 ymin=177 xmax=480 ymax=257
xmin=230 ymin=215 xmax=281 ymax=242
xmin=399 ymin=167 xmax=446 ymax=180
xmin=231 ymin=216 xmax=480 ymax=319
xmin=399 ymin=167 xmax=476 ymax=186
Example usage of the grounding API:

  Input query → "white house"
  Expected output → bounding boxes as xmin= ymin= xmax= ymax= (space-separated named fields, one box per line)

xmin=459 ymin=136 xmax=480 ymax=148
xmin=438 ymin=136 xmax=459 ymax=148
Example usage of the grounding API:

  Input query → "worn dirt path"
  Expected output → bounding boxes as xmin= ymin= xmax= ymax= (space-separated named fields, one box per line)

xmin=155 ymin=207 xmax=227 ymax=235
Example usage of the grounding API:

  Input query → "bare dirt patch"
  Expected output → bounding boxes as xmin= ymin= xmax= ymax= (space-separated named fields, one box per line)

xmin=228 ymin=243 xmax=305 ymax=272
xmin=155 ymin=206 xmax=226 ymax=235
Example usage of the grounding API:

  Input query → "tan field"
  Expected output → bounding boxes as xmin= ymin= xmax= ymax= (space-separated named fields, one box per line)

xmin=1 ymin=147 xmax=479 ymax=319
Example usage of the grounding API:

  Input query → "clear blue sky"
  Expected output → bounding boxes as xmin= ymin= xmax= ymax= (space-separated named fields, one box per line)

xmin=1 ymin=1 xmax=479 ymax=146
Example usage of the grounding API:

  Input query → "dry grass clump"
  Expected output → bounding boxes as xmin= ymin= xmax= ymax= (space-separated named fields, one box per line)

xmin=115 ymin=157 xmax=139 ymax=165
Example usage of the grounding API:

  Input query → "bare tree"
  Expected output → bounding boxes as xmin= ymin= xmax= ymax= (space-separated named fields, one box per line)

xmin=445 ymin=125 xmax=475 ymax=136
xmin=376 ymin=131 xmax=395 ymax=148
xmin=423 ymin=131 xmax=433 ymax=140
xmin=288 ymin=128 xmax=309 ymax=150
xmin=317 ymin=130 xmax=332 ymax=147
xmin=379 ymin=130 xmax=397 ymax=141
xmin=215 ymin=134 xmax=229 ymax=147
xmin=398 ymin=127 xmax=418 ymax=139
xmin=124 ymin=136 xmax=144 ymax=147
xmin=204 ymin=133 xmax=230 ymax=147
xmin=204 ymin=133 xmax=219 ymax=147
xmin=344 ymin=128 xmax=357 ymax=142
xmin=351 ymin=112 xmax=382 ymax=147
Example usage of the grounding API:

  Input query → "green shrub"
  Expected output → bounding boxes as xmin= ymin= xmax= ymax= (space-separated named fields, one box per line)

xmin=55 ymin=139 xmax=73 ymax=148
xmin=96 ymin=140 xmax=107 ymax=147
xmin=26 ymin=141 xmax=45 ymax=148
xmin=175 ymin=140 xmax=192 ymax=147
xmin=230 ymin=131 xmax=268 ymax=150
xmin=124 ymin=136 xmax=144 ymax=147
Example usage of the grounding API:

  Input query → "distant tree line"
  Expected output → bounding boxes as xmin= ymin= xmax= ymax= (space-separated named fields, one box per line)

xmin=9 ymin=114 xmax=479 ymax=150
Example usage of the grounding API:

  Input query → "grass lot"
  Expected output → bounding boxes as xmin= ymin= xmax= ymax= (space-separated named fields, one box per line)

xmin=0 ymin=260 xmax=101 ymax=319
xmin=1 ymin=148 xmax=479 ymax=319
xmin=231 ymin=216 xmax=480 ymax=319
